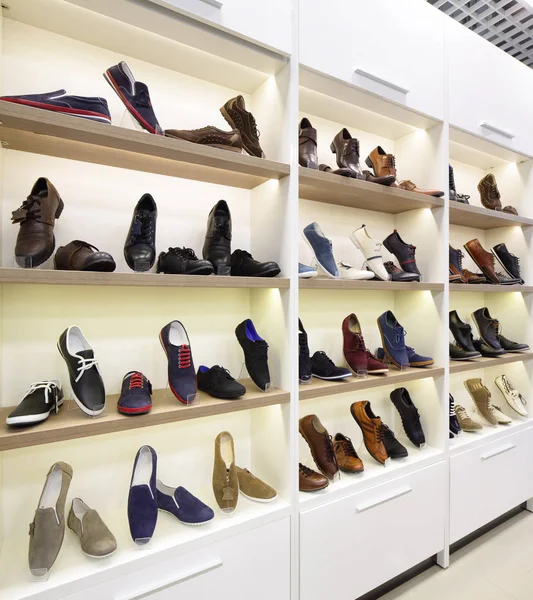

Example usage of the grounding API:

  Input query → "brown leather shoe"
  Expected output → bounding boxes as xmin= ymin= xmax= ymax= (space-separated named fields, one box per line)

xmin=165 ymin=126 xmax=242 ymax=152
xmin=365 ymin=146 xmax=398 ymax=183
xmin=333 ymin=433 xmax=364 ymax=473
xmin=299 ymin=118 xmax=318 ymax=169
xmin=350 ymin=401 xmax=388 ymax=465
xmin=449 ymin=245 xmax=486 ymax=284
xmin=54 ymin=240 xmax=116 ymax=272
xmin=503 ymin=205 xmax=518 ymax=215
xmin=12 ymin=177 xmax=64 ymax=268
xmin=319 ymin=163 xmax=352 ymax=177
xmin=220 ymin=95 xmax=264 ymax=158
xmin=478 ymin=174 xmax=502 ymax=211
xmin=299 ymin=463 xmax=329 ymax=492
xmin=399 ymin=180 xmax=444 ymax=198
xmin=464 ymin=239 xmax=500 ymax=284
xmin=463 ymin=269 xmax=487 ymax=284
xmin=299 ymin=414 xmax=338 ymax=479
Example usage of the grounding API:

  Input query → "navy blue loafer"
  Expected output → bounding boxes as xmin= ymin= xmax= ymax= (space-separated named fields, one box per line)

xmin=159 ymin=321 xmax=197 ymax=404
xmin=128 ymin=446 xmax=158 ymax=545
xmin=156 ymin=480 xmax=214 ymax=526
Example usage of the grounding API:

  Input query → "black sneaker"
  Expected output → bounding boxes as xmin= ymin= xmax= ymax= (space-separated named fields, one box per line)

xmin=310 ymin=351 xmax=352 ymax=380
xmin=389 ymin=387 xmax=425 ymax=448
xmin=382 ymin=424 xmax=408 ymax=458
xmin=6 ymin=381 xmax=63 ymax=426
xmin=492 ymin=243 xmax=524 ymax=284
xmin=117 ymin=372 xmax=153 ymax=415
xmin=157 ymin=247 xmax=214 ymax=275
xmin=498 ymin=334 xmax=530 ymax=352
xmin=230 ymin=250 xmax=280 ymax=277
xmin=449 ymin=394 xmax=462 ymax=436
xmin=299 ymin=319 xmax=312 ymax=383
xmin=104 ymin=61 xmax=163 ymax=135
xmin=450 ymin=342 xmax=481 ymax=360
xmin=235 ymin=319 xmax=270 ymax=391
xmin=57 ymin=326 xmax=106 ymax=416
xmin=197 ymin=365 xmax=246 ymax=399
xmin=124 ymin=194 xmax=157 ymax=272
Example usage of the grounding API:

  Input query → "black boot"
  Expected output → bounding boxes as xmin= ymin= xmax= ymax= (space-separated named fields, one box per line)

xmin=202 ymin=200 xmax=232 ymax=273
xmin=383 ymin=230 xmax=421 ymax=277
xmin=124 ymin=194 xmax=157 ymax=272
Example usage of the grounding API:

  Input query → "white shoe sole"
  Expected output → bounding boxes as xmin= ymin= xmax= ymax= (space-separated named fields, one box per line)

xmin=495 ymin=381 xmax=528 ymax=417
xmin=158 ymin=507 xmax=214 ymax=526
xmin=239 ymin=490 xmax=278 ymax=503
xmin=6 ymin=397 xmax=64 ymax=426
xmin=312 ymin=373 xmax=352 ymax=380
xmin=349 ymin=233 xmax=390 ymax=281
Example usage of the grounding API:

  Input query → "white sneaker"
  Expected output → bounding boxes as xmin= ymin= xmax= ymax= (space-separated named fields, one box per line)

xmin=491 ymin=404 xmax=512 ymax=425
xmin=336 ymin=261 xmax=375 ymax=281
xmin=495 ymin=374 xmax=528 ymax=417
xmin=350 ymin=225 xmax=390 ymax=281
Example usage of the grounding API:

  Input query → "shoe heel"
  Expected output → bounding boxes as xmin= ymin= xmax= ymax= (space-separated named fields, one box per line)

xmin=55 ymin=197 xmax=65 ymax=219
xmin=365 ymin=156 xmax=374 ymax=171
xmin=329 ymin=142 xmax=336 ymax=154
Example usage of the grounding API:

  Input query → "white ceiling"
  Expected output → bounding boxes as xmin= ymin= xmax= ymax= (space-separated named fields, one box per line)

xmin=427 ymin=0 xmax=533 ymax=68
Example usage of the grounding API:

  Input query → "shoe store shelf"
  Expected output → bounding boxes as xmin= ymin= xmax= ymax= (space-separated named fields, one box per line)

xmin=0 ymin=103 xmax=290 ymax=190
xmin=449 ymin=202 xmax=533 ymax=230
xmin=299 ymin=167 xmax=444 ymax=213
xmin=299 ymin=278 xmax=444 ymax=292
xmin=450 ymin=284 xmax=533 ymax=293
xmin=449 ymin=418 xmax=533 ymax=456
xmin=299 ymin=367 xmax=445 ymax=401
xmin=449 ymin=352 xmax=533 ymax=375
xmin=0 ymin=268 xmax=290 ymax=289
xmin=0 ymin=382 xmax=290 ymax=451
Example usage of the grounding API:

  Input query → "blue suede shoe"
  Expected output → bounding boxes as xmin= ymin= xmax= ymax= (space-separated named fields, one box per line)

xmin=377 ymin=311 xmax=409 ymax=369
xmin=303 ymin=222 xmax=339 ymax=278
xmin=156 ymin=480 xmax=214 ymax=526
xmin=128 ymin=445 xmax=158 ymax=545
xmin=117 ymin=371 xmax=153 ymax=415
xmin=159 ymin=321 xmax=197 ymax=404
xmin=376 ymin=346 xmax=434 ymax=368
xmin=298 ymin=263 xmax=318 ymax=278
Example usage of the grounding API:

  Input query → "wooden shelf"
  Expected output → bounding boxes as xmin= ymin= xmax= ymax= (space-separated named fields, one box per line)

xmin=449 ymin=352 xmax=533 ymax=375
xmin=299 ymin=167 xmax=444 ymax=212
xmin=450 ymin=283 xmax=533 ymax=293
xmin=300 ymin=278 xmax=444 ymax=291
xmin=449 ymin=202 xmax=533 ymax=229
xmin=0 ymin=102 xmax=290 ymax=189
xmin=299 ymin=366 xmax=445 ymax=401
xmin=0 ymin=267 xmax=290 ymax=289
xmin=0 ymin=381 xmax=290 ymax=451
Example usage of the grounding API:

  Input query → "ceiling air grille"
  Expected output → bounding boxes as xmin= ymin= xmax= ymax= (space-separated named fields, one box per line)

xmin=427 ymin=0 xmax=533 ymax=68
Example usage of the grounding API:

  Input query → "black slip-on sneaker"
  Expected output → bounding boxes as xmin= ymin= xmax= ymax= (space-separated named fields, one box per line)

xmin=157 ymin=247 xmax=214 ymax=275
xmin=6 ymin=381 xmax=63 ymax=426
xmin=390 ymin=387 xmax=425 ymax=447
xmin=197 ymin=365 xmax=246 ymax=399
xmin=235 ymin=319 xmax=270 ymax=391
xmin=230 ymin=249 xmax=280 ymax=277
xmin=310 ymin=351 xmax=352 ymax=380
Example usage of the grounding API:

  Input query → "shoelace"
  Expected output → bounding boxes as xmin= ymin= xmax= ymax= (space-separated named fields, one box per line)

xmin=249 ymin=112 xmax=261 ymax=140
xmin=501 ymin=375 xmax=527 ymax=406
xmin=211 ymin=365 xmax=234 ymax=380
xmin=214 ymin=221 xmax=230 ymax=240
xmin=394 ymin=326 xmax=406 ymax=346
xmin=131 ymin=212 xmax=154 ymax=244
xmin=25 ymin=381 xmax=59 ymax=411
xmin=383 ymin=261 xmax=399 ymax=272
xmin=178 ymin=344 xmax=191 ymax=369
xmin=456 ymin=406 xmax=468 ymax=419
xmin=449 ymin=396 xmax=455 ymax=417
xmin=168 ymin=247 xmax=198 ymax=260
xmin=75 ymin=355 xmax=98 ymax=383
xmin=385 ymin=155 xmax=396 ymax=169
xmin=456 ymin=249 xmax=464 ymax=271
xmin=337 ymin=437 xmax=357 ymax=458
xmin=71 ymin=240 xmax=100 ymax=252
xmin=338 ymin=261 xmax=353 ymax=270
xmin=300 ymin=464 xmax=316 ymax=478
xmin=325 ymin=435 xmax=337 ymax=465
xmin=129 ymin=372 xmax=145 ymax=389
xmin=382 ymin=424 xmax=394 ymax=442
xmin=352 ymin=335 xmax=365 ymax=351
xmin=376 ymin=422 xmax=385 ymax=443
xmin=489 ymin=185 xmax=501 ymax=199
xmin=346 ymin=138 xmax=360 ymax=155
xmin=13 ymin=194 xmax=43 ymax=222
xmin=315 ymin=351 xmax=334 ymax=366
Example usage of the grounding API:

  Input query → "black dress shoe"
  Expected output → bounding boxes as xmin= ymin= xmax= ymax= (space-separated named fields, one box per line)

xmin=449 ymin=310 xmax=478 ymax=354
xmin=230 ymin=250 xmax=280 ymax=277
xmin=6 ymin=381 xmax=63 ymax=426
xmin=157 ymin=247 xmax=214 ymax=275
xmin=197 ymin=365 xmax=246 ymax=399
xmin=382 ymin=424 xmax=408 ymax=458
xmin=235 ymin=319 xmax=270 ymax=391
xmin=124 ymin=194 xmax=157 ymax=272
xmin=492 ymin=243 xmax=524 ymax=283
xmin=472 ymin=307 xmax=503 ymax=350
xmin=383 ymin=230 xmax=421 ymax=277
xmin=473 ymin=338 xmax=506 ymax=357
xmin=498 ymin=334 xmax=530 ymax=352
xmin=203 ymin=200 xmax=231 ymax=273
xmin=57 ymin=326 xmax=106 ymax=416
xmin=450 ymin=343 xmax=481 ymax=360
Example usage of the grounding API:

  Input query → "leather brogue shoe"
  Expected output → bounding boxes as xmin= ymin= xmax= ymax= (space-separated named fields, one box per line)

xmin=464 ymin=239 xmax=500 ymax=284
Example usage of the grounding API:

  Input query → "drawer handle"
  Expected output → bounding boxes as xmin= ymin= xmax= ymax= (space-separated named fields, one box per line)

xmin=114 ymin=557 xmax=223 ymax=600
xmin=480 ymin=122 xmax=515 ymax=140
xmin=481 ymin=443 xmax=516 ymax=461
xmin=355 ymin=484 xmax=412 ymax=513
xmin=353 ymin=68 xmax=409 ymax=95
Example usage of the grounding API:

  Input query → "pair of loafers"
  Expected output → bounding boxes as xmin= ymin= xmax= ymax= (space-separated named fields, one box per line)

xmin=128 ymin=445 xmax=214 ymax=545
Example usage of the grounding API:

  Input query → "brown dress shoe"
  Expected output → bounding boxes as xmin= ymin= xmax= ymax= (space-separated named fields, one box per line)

xmin=12 ymin=177 xmax=64 ymax=268
xmin=165 ymin=126 xmax=242 ymax=153
xmin=464 ymin=239 xmax=500 ymax=284
xmin=319 ymin=163 xmax=352 ymax=177
xmin=333 ymin=433 xmax=364 ymax=473
xmin=503 ymin=205 xmax=518 ymax=215
xmin=54 ymin=240 xmax=116 ymax=272
xmin=299 ymin=118 xmax=318 ymax=169
xmin=365 ymin=146 xmax=398 ymax=184
xmin=399 ymin=180 xmax=445 ymax=198
xmin=449 ymin=245 xmax=486 ymax=284
xmin=299 ymin=463 xmax=329 ymax=492
xmin=299 ymin=414 xmax=338 ymax=479
xmin=220 ymin=95 xmax=264 ymax=158
xmin=463 ymin=269 xmax=486 ymax=284
xmin=350 ymin=401 xmax=388 ymax=465
xmin=478 ymin=174 xmax=502 ymax=211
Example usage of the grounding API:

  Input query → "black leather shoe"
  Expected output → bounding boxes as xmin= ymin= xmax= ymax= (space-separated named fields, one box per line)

xmin=299 ymin=319 xmax=312 ymax=384
xmin=57 ymin=326 xmax=106 ymax=416
xmin=492 ymin=243 xmax=524 ymax=284
xmin=450 ymin=343 xmax=481 ymax=360
xmin=125 ymin=194 xmax=157 ymax=272
xmin=383 ymin=230 xmax=421 ymax=277
xmin=473 ymin=338 xmax=506 ymax=357
xmin=235 ymin=319 xmax=270 ymax=391
xmin=157 ymin=247 xmax=214 ymax=275
xmin=472 ymin=307 xmax=503 ymax=350
xmin=230 ymin=250 xmax=280 ymax=277
xmin=203 ymin=200 xmax=231 ymax=273
xmin=197 ymin=365 xmax=246 ymax=399
xmin=382 ymin=261 xmax=420 ymax=282
xmin=498 ymin=334 xmax=530 ymax=352
xmin=449 ymin=310 xmax=478 ymax=354
xmin=382 ymin=424 xmax=408 ymax=458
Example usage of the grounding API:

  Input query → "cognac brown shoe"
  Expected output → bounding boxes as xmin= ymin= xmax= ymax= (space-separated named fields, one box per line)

xmin=464 ymin=378 xmax=498 ymax=426
xmin=399 ymin=180 xmax=444 ymax=198
xmin=220 ymin=95 xmax=264 ymax=158
xmin=350 ymin=401 xmax=388 ymax=465
xmin=478 ymin=174 xmax=502 ymax=211
xmin=464 ymin=239 xmax=500 ymax=284
xmin=165 ymin=126 xmax=242 ymax=153
xmin=212 ymin=431 xmax=239 ymax=514
xmin=12 ymin=177 xmax=64 ymax=268
xmin=365 ymin=146 xmax=399 ymax=185
xmin=333 ymin=433 xmax=364 ymax=473
xmin=299 ymin=463 xmax=329 ymax=492
xmin=463 ymin=269 xmax=487 ymax=284
xmin=54 ymin=240 xmax=116 ymax=272
xmin=299 ymin=117 xmax=318 ymax=169
xmin=299 ymin=414 xmax=338 ymax=479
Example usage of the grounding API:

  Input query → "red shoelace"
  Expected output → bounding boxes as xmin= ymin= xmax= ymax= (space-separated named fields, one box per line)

xmin=129 ymin=372 xmax=144 ymax=389
xmin=178 ymin=345 xmax=191 ymax=369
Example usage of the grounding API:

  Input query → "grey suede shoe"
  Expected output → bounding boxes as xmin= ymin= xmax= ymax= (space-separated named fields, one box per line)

xmin=68 ymin=498 xmax=117 ymax=558
xmin=29 ymin=462 xmax=73 ymax=577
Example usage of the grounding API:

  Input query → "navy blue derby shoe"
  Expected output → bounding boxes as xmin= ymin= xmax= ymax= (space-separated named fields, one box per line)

xmin=117 ymin=371 xmax=153 ymax=415
xmin=376 ymin=346 xmax=434 ymax=368
xmin=128 ymin=445 xmax=158 ymax=545
xmin=156 ymin=480 xmax=214 ymax=526
xmin=377 ymin=310 xmax=409 ymax=369
xmin=159 ymin=321 xmax=197 ymax=404
xmin=303 ymin=222 xmax=339 ymax=279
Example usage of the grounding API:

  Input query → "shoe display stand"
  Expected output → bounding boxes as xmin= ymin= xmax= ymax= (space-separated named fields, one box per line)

xmin=1 ymin=1 xmax=533 ymax=600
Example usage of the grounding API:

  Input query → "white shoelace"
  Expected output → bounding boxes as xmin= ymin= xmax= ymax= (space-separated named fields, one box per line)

xmin=25 ymin=381 xmax=59 ymax=411
xmin=75 ymin=356 xmax=98 ymax=382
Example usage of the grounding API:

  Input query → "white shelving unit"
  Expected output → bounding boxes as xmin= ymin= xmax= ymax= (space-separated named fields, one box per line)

xmin=0 ymin=1 xmax=532 ymax=599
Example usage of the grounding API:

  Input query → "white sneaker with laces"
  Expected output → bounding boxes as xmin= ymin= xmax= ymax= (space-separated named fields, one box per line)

xmin=491 ymin=404 xmax=512 ymax=425
xmin=350 ymin=225 xmax=390 ymax=281
xmin=495 ymin=374 xmax=528 ymax=417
